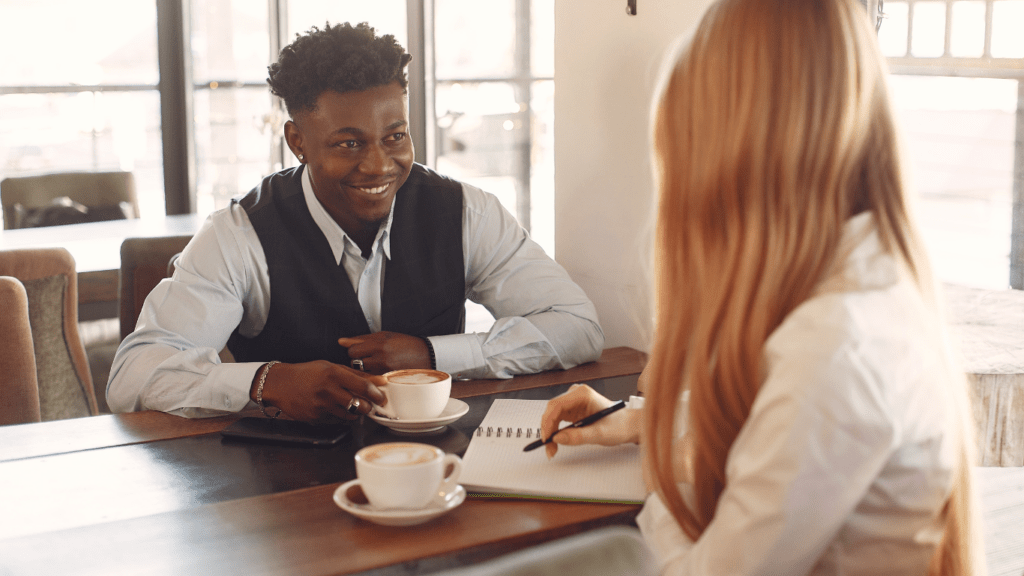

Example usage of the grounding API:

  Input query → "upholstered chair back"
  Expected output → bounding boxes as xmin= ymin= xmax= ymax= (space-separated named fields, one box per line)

xmin=0 ymin=248 xmax=99 ymax=424
xmin=1 ymin=171 xmax=139 ymax=229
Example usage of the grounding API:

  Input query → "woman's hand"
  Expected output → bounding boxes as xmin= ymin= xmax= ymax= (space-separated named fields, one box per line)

xmin=540 ymin=384 xmax=641 ymax=459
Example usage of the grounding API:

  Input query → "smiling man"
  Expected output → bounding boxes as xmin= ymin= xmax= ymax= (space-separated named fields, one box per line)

xmin=106 ymin=22 xmax=604 ymax=423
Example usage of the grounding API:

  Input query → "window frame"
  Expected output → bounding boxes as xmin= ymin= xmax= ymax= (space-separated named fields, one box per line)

xmin=157 ymin=0 xmax=433 ymax=216
xmin=3 ymin=0 xmax=546 ymax=240
xmin=879 ymin=0 xmax=1024 ymax=288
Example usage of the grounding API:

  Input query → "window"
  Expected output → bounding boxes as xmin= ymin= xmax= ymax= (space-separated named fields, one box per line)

xmin=1 ymin=0 xmax=555 ymax=262
xmin=433 ymin=0 xmax=555 ymax=253
xmin=188 ymin=0 xmax=408 ymax=215
xmin=0 ymin=0 xmax=164 ymax=217
xmin=190 ymin=0 xmax=274 ymax=216
xmin=879 ymin=0 xmax=1024 ymax=289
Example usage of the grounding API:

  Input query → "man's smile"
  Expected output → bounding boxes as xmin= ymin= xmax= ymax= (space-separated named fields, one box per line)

xmin=353 ymin=183 xmax=390 ymax=195
xmin=291 ymin=83 xmax=414 ymax=236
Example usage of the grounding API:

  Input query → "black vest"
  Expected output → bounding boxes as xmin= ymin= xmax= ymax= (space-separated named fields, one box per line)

xmin=227 ymin=164 xmax=466 ymax=364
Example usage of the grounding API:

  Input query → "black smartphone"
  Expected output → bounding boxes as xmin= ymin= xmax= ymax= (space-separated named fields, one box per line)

xmin=220 ymin=417 xmax=351 ymax=447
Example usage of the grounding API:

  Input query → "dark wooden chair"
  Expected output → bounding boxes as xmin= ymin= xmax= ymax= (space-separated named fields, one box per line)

xmin=118 ymin=235 xmax=193 ymax=341
xmin=118 ymin=234 xmax=234 ymax=364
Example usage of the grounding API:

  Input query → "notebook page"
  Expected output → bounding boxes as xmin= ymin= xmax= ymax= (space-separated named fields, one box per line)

xmin=460 ymin=399 xmax=647 ymax=503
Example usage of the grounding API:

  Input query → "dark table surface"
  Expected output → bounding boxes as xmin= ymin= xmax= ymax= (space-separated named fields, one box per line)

xmin=2 ymin=375 xmax=640 ymax=541
xmin=0 ymin=348 xmax=649 ymax=575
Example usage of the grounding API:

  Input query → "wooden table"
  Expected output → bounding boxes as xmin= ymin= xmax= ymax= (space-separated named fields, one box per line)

xmin=0 ymin=347 xmax=648 ymax=576
xmin=0 ymin=213 xmax=206 ymax=320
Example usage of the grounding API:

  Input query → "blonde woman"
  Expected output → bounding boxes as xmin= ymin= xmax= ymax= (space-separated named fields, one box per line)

xmin=540 ymin=0 xmax=983 ymax=573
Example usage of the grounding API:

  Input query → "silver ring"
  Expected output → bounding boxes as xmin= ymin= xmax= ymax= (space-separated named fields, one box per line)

xmin=351 ymin=359 xmax=363 ymax=371
xmin=346 ymin=397 xmax=363 ymax=415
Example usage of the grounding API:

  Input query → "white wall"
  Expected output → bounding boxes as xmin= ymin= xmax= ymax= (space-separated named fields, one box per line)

xmin=554 ymin=0 xmax=711 ymax=351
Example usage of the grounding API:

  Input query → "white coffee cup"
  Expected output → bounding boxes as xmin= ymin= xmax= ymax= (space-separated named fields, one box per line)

xmin=373 ymin=369 xmax=451 ymax=420
xmin=354 ymin=442 xmax=462 ymax=510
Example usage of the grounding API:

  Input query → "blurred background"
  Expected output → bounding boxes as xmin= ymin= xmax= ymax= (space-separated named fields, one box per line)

xmin=0 ymin=0 xmax=1022 ymax=290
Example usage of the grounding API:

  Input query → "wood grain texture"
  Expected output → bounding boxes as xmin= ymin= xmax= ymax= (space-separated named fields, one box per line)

xmin=0 ymin=348 xmax=649 ymax=573
xmin=0 ymin=377 xmax=642 ymax=542
xmin=971 ymin=373 xmax=1024 ymax=467
xmin=0 ymin=410 xmax=249 ymax=463
xmin=0 ymin=478 xmax=640 ymax=575
xmin=76 ymin=269 xmax=117 ymax=305
xmin=0 ymin=347 xmax=646 ymax=463
xmin=452 ymin=347 xmax=648 ymax=399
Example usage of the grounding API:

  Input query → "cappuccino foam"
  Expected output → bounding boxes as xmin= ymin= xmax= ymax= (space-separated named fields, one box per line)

xmin=388 ymin=371 xmax=445 ymax=385
xmin=362 ymin=443 xmax=436 ymax=466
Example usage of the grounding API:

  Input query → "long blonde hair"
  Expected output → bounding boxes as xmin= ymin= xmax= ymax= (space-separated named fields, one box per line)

xmin=643 ymin=0 xmax=979 ymax=572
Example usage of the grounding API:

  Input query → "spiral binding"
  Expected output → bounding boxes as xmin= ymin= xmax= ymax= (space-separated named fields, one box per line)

xmin=476 ymin=426 xmax=543 ymax=438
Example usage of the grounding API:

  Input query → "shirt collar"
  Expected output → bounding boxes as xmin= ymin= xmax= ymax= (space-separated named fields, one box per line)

xmin=301 ymin=165 xmax=395 ymax=263
xmin=814 ymin=212 xmax=901 ymax=296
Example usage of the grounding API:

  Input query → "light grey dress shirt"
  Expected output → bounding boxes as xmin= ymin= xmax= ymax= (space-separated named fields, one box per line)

xmin=107 ymin=167 xmax=604 ymax=417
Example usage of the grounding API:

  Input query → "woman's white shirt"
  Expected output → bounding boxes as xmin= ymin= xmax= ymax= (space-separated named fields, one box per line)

xmin=636 ymin=213 xmax=962 ymax=575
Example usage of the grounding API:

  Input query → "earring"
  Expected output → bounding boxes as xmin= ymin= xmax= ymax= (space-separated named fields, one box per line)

xmin=298 ymin=154 xmax=304 ymax=161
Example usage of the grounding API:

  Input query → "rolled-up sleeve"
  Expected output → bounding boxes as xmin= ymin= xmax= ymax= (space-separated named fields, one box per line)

xmin=106 ymin=205 xmax=268 ymax=417
xmin=430 ymin=184 xmax=605 ymax=379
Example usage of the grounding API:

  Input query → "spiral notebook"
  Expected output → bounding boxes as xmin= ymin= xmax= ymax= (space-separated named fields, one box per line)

xmin=460 ymin=399 xmax=647 ymax=503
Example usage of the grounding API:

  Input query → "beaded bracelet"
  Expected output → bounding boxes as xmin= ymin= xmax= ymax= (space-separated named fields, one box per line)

xmin=424 ymin=337 xmax=437 ymax=370
xmin=255 ymin=360 xmax=282 ymax=418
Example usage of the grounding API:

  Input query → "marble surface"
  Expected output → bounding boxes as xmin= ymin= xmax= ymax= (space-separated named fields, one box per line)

xmin=944 ymin=284 xmax=1024 ymax=467
xmin=945 ymin=283 xmax=1024 ymax=375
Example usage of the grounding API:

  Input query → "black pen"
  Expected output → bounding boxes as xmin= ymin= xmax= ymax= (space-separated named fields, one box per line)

xmin=522 ymin=399 xmax=627 ymax=452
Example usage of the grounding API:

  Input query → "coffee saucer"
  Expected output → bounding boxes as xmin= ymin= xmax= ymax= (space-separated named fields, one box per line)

xmin=333 ymin=479 xmax=466 ymax=526
xmin=368 ymin=398 xmax=469 ymax=434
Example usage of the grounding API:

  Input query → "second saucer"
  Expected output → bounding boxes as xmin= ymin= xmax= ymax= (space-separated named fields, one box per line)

xmin=333 ymin=479 xmax=467 ymax=526
xmin=367 ymin=398 xmax=469 ymax=434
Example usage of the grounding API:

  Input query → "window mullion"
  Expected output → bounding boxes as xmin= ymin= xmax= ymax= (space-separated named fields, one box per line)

xmin=408 ymin=0 xmax=435 ymax=167
xmin=514 ymin=0 xmax=532 ymax=232
xmin=157 ymin=0 xmax=197 ymax=215
xmin=269 ymin=0 xmax=289 ymax=171
xmin=1011 ymin=80 xmax=1024 ymax=289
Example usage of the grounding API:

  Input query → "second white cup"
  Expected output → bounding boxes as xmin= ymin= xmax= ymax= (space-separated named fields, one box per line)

xmin=354 ymin=442 xmax=462 ymax=510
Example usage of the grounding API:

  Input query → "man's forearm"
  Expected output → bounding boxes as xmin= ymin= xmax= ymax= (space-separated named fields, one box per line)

xmin=430 ymin=310 xmax=604 ymax=379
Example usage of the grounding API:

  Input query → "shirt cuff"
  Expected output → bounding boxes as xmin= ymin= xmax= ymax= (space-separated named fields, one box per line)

xmin=636 ymin=489 xmax=695 ymax=570
xmin=427 ymin=333 xmax=486 ymax=379
xmin=628 ymin=395 xmax=645 ymax=409
xmin=163 ymin=361 xmax=262 ymax=418
xmin=213 ymin=361 xmax=265 ymax=412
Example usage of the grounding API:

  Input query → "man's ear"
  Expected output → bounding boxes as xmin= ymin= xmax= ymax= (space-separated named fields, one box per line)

xmin=283 ymin=120 xmax=304 ymax=160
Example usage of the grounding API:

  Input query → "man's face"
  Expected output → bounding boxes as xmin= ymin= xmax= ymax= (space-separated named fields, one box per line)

xmin=286 ymin=82 xmax=414 ymax=235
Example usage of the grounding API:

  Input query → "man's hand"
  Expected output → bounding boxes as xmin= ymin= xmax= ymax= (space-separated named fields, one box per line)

xmin=540 ymin=384 xmax=641 ymax=459
xmin=251 ymin=360 xmax=387 ymax=424
xmin=338 ymin=332 xmax=431 ymax=374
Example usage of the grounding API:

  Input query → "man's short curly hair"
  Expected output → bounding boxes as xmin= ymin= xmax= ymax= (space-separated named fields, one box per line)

xmin=267 ymin=22 xmax=413 ymax=116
